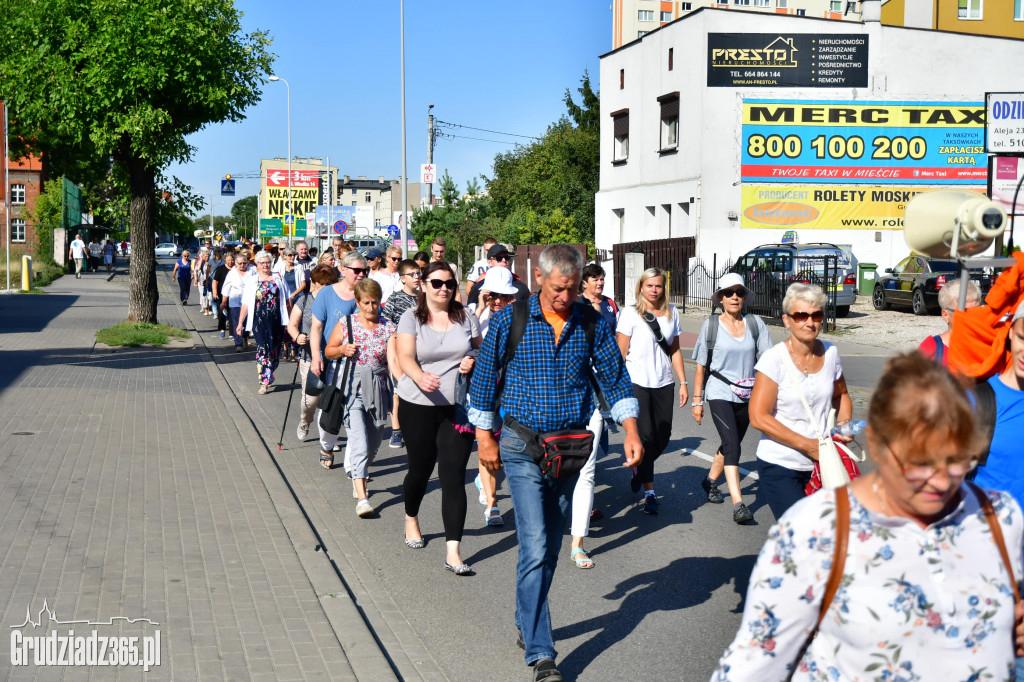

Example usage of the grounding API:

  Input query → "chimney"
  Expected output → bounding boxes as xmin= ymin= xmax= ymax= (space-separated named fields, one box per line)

xmin=379 ymin=176 xmax=385 ymax=183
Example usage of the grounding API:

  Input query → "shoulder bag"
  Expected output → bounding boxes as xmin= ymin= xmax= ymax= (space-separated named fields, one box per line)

xmin=783 ymin=362 xmax=864 ymax=492
xmin=703 ymin=313 xmax=763 ymax=400
xmin=317 ymin=316 xmax=355 ymax=434
xmin=641 ymin=310 xmax=674 ymax=359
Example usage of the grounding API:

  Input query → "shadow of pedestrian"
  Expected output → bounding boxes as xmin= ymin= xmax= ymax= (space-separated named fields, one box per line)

xmin=553 ymin=553 xmax=757 ymax=679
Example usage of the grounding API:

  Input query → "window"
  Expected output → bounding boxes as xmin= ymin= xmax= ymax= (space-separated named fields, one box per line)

xmin=658 ymin=93 xmax=679 ymax=152
xmin=681 ymin=2 xmax=692 ymax=8
xmin=734 ymin=0 xmax=751 ymax=5
xmin=830 ymin=0 xmax=842 ymax=10
xmin=754 ymin=0 xmax=770 ymax=6
xmin=364 ymin=192 xmax=371 ymax=203
xmin=613 ymin=208 xmax=626 ymax=242
xmin=638 ymin=31 xmax=649 ymax=38
xmin=958 ymin=0 xmax=982 ymax=18
xmin=351 ymin=188 xmax=357 ymax=195
xmin=10 ymin=184 xmax=25 ymax=205
xmin=612 ymin=111 xmax=629 ymax=163
xmin=777 ymin=0 xmax=787 ymax=6
xmin=796 ymin=8 xmax=806 ymax=14
xmin=660 ymin=10 xmax=673 ymax=21
xmin=668 ymin=47 xmax=674 ymax=70
xmin=351 ymin=201 xmax=357 ymax=207
xmin=1017 ymin=0 xmax=1023 ymax=19
xmin=11 ymin=218 xmax=25 ymax=243
xmin=638 ymin=9 xmax=655 ymax=20
xmin=619 ymin=68 xmax=624 ymax=89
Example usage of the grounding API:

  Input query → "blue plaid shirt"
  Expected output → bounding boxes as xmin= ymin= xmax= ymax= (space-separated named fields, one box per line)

xmin=468 ymin=294 xmax=638 ymax=433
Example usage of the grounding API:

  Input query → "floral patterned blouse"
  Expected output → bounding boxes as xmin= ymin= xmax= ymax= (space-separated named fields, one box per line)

xmin=336 ymin=315 xmax=395 ymax=368
xmin=712 ymin=485 xmax=1023 ymax=682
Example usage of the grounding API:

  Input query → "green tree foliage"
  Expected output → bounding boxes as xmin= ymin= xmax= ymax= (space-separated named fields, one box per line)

xmin=231 ymin=195 xmax=259 ymax=225
xmin=465 ymin=177 xmax=482 ymax=198
xmin=25 ymin=180 xmax=64 ymax=265
xmin=0 ymin=0 xmax=274 ymax=322
xmin=438 ymin=171 xmax=460 ymax=207
xmin=485 ymin=71 xmax=599 ymax=252
xmin=411 ymin=196 xmax=507 ymax=276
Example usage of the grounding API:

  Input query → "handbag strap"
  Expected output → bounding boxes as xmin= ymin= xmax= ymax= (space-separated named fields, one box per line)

xmin=783 ymin=358 xmax=826 ymax=441
xmin=967 ymin=482 xmax=1021 ymax=605
xmin=641 ymin=311 xmax=674 ymax=359
xmin=786 ymin=487 xmax=849 ymax=681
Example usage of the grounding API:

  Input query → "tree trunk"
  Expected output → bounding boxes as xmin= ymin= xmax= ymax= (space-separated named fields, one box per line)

xmin=126 ymin=154 xmax=159 ymax=323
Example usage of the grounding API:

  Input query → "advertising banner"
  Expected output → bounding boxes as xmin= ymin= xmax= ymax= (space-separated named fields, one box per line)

xmin=708 ymin=34 xmax=868 ymax=88
xmin=991 ymin=156 xmax=1024 ymax=216
xmin=261 ymin=169 xmax=323 ymax=220
xmin=741 ymin=184 xmax=985 ymax=230
xmin=985 ymin=92 xmax=1024 ymax=152
xmin=741 ymin=100 xmax=987 ymax=184
xmin=314 ymin=205 xmax=355 ymax=229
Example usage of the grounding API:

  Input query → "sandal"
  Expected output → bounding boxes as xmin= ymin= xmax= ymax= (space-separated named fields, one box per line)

xmin=571 ymin=547 xmax=594 ymax=569
xmin=486 ymin=507 xmax=504 ymax=526
xmin=319 ymin=451 xmax=333 ymax=469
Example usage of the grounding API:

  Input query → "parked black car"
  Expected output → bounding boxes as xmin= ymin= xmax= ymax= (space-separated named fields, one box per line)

xmin=871 ymin=255 xmax=993 ymax=315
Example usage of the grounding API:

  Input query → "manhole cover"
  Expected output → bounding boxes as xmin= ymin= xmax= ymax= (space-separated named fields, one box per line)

xmin=11 ymin=432 xmax=35 ymax=436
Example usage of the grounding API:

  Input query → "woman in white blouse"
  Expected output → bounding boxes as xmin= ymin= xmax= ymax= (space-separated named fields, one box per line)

xmin=748 ymin=283 xmax=852 ymax=520
xmin=713 ymin=351 xmax=1024 ymax=682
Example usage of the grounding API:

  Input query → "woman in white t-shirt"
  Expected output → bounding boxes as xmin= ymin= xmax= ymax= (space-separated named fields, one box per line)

xmin=749 ymin=283 xmax=853 ymax=521
xmin=616 ymin=268 xmax=689 ymax=515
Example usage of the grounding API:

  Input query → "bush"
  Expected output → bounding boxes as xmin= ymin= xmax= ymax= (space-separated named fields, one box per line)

xmin=0 ymin=246 xmax=64 ymax=289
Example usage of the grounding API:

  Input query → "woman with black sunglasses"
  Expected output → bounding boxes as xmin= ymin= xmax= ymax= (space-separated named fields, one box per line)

xmin=691 ymin=273 xmax=771 ymax=524
xmin=395 ymin=261 xmax=481 ymax=575
xmin=748 ymin=282 xmax=853 ymax=520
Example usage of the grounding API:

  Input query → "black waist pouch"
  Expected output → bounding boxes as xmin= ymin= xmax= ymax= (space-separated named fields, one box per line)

xmin=504 ymin=415 xmax=593 ymax=479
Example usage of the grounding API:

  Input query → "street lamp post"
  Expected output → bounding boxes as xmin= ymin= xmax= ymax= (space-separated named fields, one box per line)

xmin=269 ymin=75 xmax=291 ymax=244
xmin=399 ymin=0 xmax=409 ymax=258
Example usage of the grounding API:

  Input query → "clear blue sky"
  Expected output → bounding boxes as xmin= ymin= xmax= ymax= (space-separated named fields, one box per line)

xmin=167 ymin=0 xmax=612 ymax=218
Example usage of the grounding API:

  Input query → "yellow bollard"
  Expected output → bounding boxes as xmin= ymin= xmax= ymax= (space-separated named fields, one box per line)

xmin=21 ymin=255 xmax=33 ymax=292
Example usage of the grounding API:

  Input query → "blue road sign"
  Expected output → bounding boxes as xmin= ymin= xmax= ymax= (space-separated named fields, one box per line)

xmin=220 ymin=179 xmax=235 ymax=196
xmin=388 ymin=224 xmax=400 ymax=238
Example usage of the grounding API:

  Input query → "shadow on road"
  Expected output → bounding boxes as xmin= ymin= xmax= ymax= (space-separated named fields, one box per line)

xmin=554 ymin=553 xmax=757 ymax=679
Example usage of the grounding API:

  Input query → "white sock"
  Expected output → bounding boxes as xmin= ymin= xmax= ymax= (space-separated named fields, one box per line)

xmin=646 ymin=489 xmax=656 ymax=497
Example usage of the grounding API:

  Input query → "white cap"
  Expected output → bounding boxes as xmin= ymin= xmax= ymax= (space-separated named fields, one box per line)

xmin=714 ymin=272 xmax=754 ymax=304
xmin=481 ymin=266 xmax=517 ymax=295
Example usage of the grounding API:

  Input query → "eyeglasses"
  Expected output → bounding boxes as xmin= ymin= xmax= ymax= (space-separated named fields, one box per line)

xmin=401 ymin=271 xmax=421 ymax=278
xmin=788 ymin=310 xmax=825 ymax=323
xmin=720 ymin=288 xmax=747 ymax=299
xmin=886 ymin=442 xmax=978 ymax=481
xmin=389 ymin=256 xmax=401 ymax=262
xmin=347 ymin=267 xmax=369 ymax=276
xmin=426 ymin=278 xmax=457 ymax=291
xmin=490 ymin=293 xmax=515 ymax=301
xmin=492 ymin=255 xmax=511 ymax=263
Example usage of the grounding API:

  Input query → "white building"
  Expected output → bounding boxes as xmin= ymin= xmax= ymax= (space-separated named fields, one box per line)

xmin=595 ymin=5 xmax=1024 ymax=297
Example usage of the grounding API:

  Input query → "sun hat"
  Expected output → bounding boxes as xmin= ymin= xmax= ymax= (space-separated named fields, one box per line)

xmin=481 ymin=266 xmax=518 ymax=296
xmin=714 ymin=272 xmax=754 ymax=305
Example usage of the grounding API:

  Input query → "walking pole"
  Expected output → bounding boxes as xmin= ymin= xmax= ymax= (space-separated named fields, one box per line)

xmin=277 ymin=359 xmax=301 ymax=451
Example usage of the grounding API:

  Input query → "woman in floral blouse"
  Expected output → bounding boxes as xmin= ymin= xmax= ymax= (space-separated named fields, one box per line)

xmin=713 ymin=352 xmax=1024 ymax=682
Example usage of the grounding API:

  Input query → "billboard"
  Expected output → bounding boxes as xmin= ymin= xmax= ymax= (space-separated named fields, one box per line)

xmin=262 ymin=169 xmax=323 ymax=219
xmin=708 ymin=34 xmax=868 ymax=88
xmin=741 ymin=100 xmax=987 ymax=184
xmin=741 ymin=184 xmax=986 ymax=231
xmin=991 ymin=157 xmax=1024 ymax=216
xmin=985 ymin=92 xmax=1024 ymax=152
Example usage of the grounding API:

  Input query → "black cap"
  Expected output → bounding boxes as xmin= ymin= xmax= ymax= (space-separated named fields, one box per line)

xmin=487 ymin=244 xmax=515 ymax=260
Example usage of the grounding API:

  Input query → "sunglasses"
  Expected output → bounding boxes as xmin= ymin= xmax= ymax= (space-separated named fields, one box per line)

xmin=426 ymin=278 xmax=456 ymax=291
xmin=720 ymin=287 xmax=747 ymax=299
xmin=347 ymin=267 xmax=369 ymax=276
xmin=788 ymin=310 xmax=825 ymax=323
xmin=492 ymin=254 xmax=511 ymax=263
xmin=389 ymin=256 xmax=401 ymax=262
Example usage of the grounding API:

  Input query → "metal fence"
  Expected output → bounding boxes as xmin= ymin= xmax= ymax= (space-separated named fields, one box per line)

xmin=680 ymin=254 xmax=735 ymax=314
xmin=612 ymin=237 xmax=695 ymax=307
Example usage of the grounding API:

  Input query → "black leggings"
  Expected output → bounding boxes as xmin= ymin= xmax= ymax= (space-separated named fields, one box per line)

xmin=398 ymin=399 xmax=474 ymax=542
xmin=708 ymin=400 xmax=751 ymax=467
xmin=633 ymin=383 xmax=675 ymax=485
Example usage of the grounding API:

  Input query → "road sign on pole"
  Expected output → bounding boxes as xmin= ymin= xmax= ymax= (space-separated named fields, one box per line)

xmin=420 ymin=164 xmax=436 ymax=184
xmin=333 ymin=220 xmax=348 ymax=235
xmin=388 ymin=224 xmax=400 ymax=238
xmin=221 ymin=178 xmax=235 ymax=195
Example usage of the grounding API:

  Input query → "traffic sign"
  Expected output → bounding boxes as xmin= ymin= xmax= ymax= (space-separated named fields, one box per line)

xmin=284 ymin=214 xmax=294 ymax=225
xmin=387 ymin=224 xmax=400 ymax=238
xmin=220 ymin=178 xmax=235 ymax=195
xmin=420 ymin=164 xmax=436 ymax=184
xmin=334 ymin=220 xmax=348 ymax=235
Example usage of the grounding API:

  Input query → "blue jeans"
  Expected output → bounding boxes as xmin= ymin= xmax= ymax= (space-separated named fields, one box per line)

xmin=500 ymin=425 xmax=578 ymax=666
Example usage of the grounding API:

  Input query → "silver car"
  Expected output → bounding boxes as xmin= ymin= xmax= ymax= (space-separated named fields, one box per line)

xmin=155 ymin=243 xmax=182 ymax=257
xmin=732 ymin=243 xmax=857 ymax=317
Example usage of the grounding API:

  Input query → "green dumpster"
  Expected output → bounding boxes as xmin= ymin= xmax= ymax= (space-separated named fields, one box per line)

xmin=858 ymin=262 xmax=878 ymax=295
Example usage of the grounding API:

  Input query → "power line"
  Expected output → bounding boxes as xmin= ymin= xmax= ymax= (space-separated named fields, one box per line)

xmin=446 ymin=133 xmax=523 ymax=145
xmin=435 ymin=119 xmax=540 ymax=140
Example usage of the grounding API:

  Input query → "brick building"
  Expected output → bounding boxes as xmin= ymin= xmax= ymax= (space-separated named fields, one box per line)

xmin=1 ymin=152 xmax=44 ymax=249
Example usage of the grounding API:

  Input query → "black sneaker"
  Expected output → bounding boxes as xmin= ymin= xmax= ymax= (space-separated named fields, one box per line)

xmin=701 ymin=477 xmax=725 ymax=504
xmin=531 ymin=658 xmax=563 ymax=682
xmin=629 ymin=468 xmax=642 ymax=493
xmin=642 ymin=493 xmax=660 ymax=515
xmin=733 ymin=502 xmax=754 ymax=524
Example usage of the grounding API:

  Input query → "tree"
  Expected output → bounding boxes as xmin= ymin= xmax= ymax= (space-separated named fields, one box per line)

xmin=438 ymin=171 xmax=460 ymax=207
xmin=231 ymin=195 xmax=259 ymax=226
xmin=0 ymin=0 xmax=274 ymax=322
xmin=465 ymin=177 xmax=482 ymax=198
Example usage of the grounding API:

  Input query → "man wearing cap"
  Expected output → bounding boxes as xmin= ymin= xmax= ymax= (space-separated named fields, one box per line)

xmin=467 ymin=244 xmax=530 ymax=309
xmin=971 ymin=301 xmax=1024 ymax=506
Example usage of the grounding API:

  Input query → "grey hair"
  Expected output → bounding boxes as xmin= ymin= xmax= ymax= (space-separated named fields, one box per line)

xmin=254 ymin=250 xmax=273 ymax=263
xmin=537 ymin=244 xmax=583 ymax=279
xmin=782 ymin=282 xmax=827 ymax=315
xmin=339 ymin=250 xmax=367 ymax=269
xmin=937 ymin=278 xmax=982 ymax=311
xmin=282 ymin=247 xmax=296 ymax=257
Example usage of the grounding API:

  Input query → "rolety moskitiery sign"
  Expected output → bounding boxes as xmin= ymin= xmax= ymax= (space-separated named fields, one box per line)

xmin=707 ymin=34 xmax=868 ymax=88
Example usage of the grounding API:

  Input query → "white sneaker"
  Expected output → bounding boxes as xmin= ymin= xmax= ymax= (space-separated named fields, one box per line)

xmin=296 ymin=421 xmax=308 ymax=440
xmin=355 ymin=498 xmax=373 ymax=518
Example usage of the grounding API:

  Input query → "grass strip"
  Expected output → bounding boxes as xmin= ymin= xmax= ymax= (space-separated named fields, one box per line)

xmin=96 ymin=322 xmax=190 ymax=347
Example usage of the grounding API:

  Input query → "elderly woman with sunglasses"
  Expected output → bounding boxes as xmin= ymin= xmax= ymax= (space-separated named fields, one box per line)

xmin=310 ymin=250 xmax=368 ymax=382
xmin=237 ymin=250 xmax=290 ymax=394
xmin=713 ymin=351 xmax=1024 ymax=682
xmin=396 ymin=261 xmax=481 ymax=575
xmin=692 ymin=273 xmax=772 ymax=525
xmin=748 ymin=282 xmax=853 ymax=520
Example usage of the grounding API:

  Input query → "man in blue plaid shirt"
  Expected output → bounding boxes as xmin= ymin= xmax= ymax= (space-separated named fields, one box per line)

xmin=469 ymin=244 xmax=642 ymax=682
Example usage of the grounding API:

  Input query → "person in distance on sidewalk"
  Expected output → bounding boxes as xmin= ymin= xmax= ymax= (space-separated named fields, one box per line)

xmin=323 ymin=279 xmax=396 ymax=518
xmin=691 ymin=273 xmax=771 ymax=524
xmin=288 ymin=264 xmax=338 ymax=441
xmin=616 ymin=267 xmax=689 ymax=515
xmin=172 ymin=250 xmax=192 ymax=304
xmin=237 ymin=250 xmax=289 ymax=394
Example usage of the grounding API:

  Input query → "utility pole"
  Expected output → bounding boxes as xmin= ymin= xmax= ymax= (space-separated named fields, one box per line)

xmin=426 ymin=104 xmax=435 ymax=208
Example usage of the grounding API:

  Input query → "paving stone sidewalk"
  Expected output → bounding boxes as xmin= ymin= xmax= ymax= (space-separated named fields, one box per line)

xmin=0 ymin=268 xmax=391 ymax=680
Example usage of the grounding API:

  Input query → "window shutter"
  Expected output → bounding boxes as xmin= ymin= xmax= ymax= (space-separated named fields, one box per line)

xmin=613 ymin=114 xmax=629 ymax=137
xmin=660 ymin=98 xmax=679 ymax=120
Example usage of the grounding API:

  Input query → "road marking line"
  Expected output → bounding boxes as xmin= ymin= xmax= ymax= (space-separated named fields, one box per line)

xmin=681 ymin=448 xmax=760 ymax=480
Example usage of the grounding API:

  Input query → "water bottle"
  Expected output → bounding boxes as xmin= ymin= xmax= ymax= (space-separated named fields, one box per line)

xmin=831 ymin=420 xmax=866 ymax=438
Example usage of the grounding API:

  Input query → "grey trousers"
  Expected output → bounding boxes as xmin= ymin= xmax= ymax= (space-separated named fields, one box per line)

xmin=319 ymin=392 xmax=381 ymax=480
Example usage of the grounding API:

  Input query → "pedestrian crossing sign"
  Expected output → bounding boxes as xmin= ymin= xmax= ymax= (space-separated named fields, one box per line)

xmin=221 ymin=178 xmax=235 ymax=196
